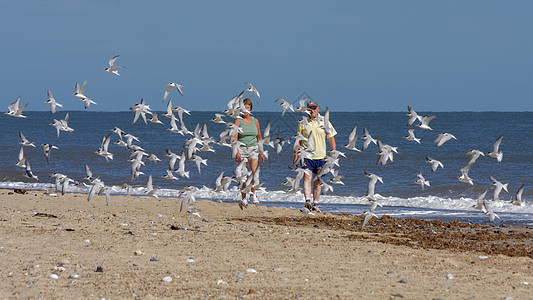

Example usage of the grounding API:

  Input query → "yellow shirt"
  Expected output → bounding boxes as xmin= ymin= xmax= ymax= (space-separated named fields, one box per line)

xmin=297 ymin=114 xmax=337 ymax=160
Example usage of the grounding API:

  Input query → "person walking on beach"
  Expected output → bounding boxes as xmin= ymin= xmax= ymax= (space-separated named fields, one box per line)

xmin=234 ymin=98 xmax=265 ymax=206
xmin=293 ymin=100 xmax=337 ymax=212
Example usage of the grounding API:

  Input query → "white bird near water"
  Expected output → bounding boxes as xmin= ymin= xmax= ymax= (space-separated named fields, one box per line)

xmin=458 ymin=164 xmax=474 ymax=185
xmin=472 ymin=190 xmax=488 ymax=210
xmin=73 ymin=81 xmax=97 ymax=109
xmin=364 ymin=171 xmax=383 ymax=200
xmin=360 ymin=128 xmax=377 ymax=151
xmin=42 ymin=144 xmax=59 ymax=164
xmin=23 ymin=160 xmax=38 ymax=180
xmin=416 ymin=115 xmax=437 ymax=130
xmin=425 ymin=156 xmax=444 ymax=172
xmin=489 ymin=176 xmax=508 ymax=201
xmin=95 ymin=133 xmax=114 ymax=161
xmin=49 ymin=112 xmax=74 ymax=138
xmin=145 ymin=175 xmax=159 ymax=198
xmin=512 ymin=184 xmax=525 ymax=206
xmin=465 ymin=149 xmax=485 ymax=165
xmin=414 ymin=172 xmax=430 ymax=190
xmin=19 ymin=132 xmax=35 ymax=147
xmin=131 ymin=98 xmax=153 ymax=124
xmin=15 ymin=147 xmax=26 ymax=168
xmin=403 ymin=128 xmax=421 ymax=144
xmin=433 ymin=133 xmax=457 ymax=147
xmin=406 ymin=106 xmax=421 ymax=126
xmin=44 ymin=89 xmax=63 ymax=114
xmin=482 ymin=200 xmax=500 ymax=223
xmin=5 ymin=97 xmax=28 ymax=118
xmin=487 ymin=135 xmax=504 ymax=162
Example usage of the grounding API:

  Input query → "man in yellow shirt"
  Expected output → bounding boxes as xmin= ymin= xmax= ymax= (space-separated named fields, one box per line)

xmin=293 ymin=100 xmax=337 ymax=212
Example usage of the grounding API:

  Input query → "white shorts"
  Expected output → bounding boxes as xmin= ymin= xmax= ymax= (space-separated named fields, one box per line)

xmin=239 ymin=145 xmax=259 ymax=160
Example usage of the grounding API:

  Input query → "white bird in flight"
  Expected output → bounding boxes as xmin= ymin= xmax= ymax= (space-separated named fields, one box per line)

xmin=23 ymin=160 xmax=39 ymax=180
xmin=414 ymin=172 xmax=430 ymax=190
xmin=275 ymin=98 xmax=294 ymax=116
xmin=487 ymin=135 xmax=503 ymax=162
xmin=403 ymin=128 xmax=421 ymax=144
xmin=145 ymin=175 xmax=159 ymax=198
xmin=511 ymin=184 xmax=525 ymax=206
xmin=245 ymin=82 xmax=260 ymax=98
xmin=162 ymin=82 xmax=184 ymax=102
xmin=416 ymin=115 xmax=437 ymax=130
xmin=44 ymin=89 xmax=63 ymax=114
xmin=433 ymin=133 xmax=457 ymax=147
xmin=103 ymin=55 xmax=125 ymax=76
xmin=406 ymin=105 xmax=421 ymax=126
xmin=95 ymin=133 xmax=114 ymax=162
xmin=73 ymin=81 xmax=97 ymax=109
xmin=5 ymin=97 xmax=28 ymax=118
xmin=425 ymin=156 xmax=444 ymax=172
xmin=489 ymin=176 xmax=508 ymax=201
xmin=465 ymin=149 xmax=485 ymax=165
xmin=342 ymin=124 xmax=361 ymax=152
xmin=42 ymin=144 xmax=59 ymax=164
xmin=19 ymin=131 xmax=35 ymax=147
xmin=360 ymin=128 xmax=377 ymax=151
xmin=364 ymin=171 xmax=383 ymax=200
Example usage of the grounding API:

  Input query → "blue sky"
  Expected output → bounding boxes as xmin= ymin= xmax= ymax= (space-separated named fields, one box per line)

xmin=1 ymin=0 xmax=532 ymax=112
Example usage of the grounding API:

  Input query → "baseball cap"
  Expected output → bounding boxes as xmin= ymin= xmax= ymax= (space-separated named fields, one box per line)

xmin=307 ymin=100 xmax=318 ymax=108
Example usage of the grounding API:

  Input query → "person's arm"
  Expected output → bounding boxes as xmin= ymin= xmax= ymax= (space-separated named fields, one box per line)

xmin=293 ymin=140 xmax=301 ymax=167
xmin=234 ymin=119 xmax=241 ymax=163
xmin=256 ymin=119 xmax=265 ymax=163
xmin=328 ymin=136 xmax=336 ymax=151
xmin=255 ymin=118 xmax=262 ymax=140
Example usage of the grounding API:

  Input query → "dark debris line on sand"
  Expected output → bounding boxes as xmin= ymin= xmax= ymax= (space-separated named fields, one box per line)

xmin=233 ymin=214 xmax=533 ymax=258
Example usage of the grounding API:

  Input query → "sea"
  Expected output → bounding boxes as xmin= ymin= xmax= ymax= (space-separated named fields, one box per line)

xmin=1 ymin=110 xmax=532 ymax=226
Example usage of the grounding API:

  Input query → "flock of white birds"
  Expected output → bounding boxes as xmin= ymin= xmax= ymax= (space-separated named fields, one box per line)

xmin=4 ymin=55 xmax=526 ymax=226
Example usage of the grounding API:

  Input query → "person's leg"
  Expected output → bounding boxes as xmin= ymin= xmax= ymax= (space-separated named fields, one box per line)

xmin=302 ymin=169 xmax=313 ymax=209
xmin=312 ymin=175 xmax=322 ymax=203
xmin=248 ymin=158 xmax=259 ymax=203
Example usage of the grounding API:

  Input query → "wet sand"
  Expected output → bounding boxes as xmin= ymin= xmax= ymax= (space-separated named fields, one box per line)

xmin=0 ymin=189 xmax=531 ymax=299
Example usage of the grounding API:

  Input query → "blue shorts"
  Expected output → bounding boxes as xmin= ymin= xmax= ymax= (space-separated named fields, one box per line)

xmin=301 ymin=158 xmax=326 ymax=174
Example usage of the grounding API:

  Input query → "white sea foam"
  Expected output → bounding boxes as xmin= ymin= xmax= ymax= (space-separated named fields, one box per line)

xmin=1 ymin=181 xmax=531 ymax=225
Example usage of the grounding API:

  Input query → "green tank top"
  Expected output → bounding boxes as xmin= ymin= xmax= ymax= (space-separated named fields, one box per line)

xmin=238 ymin=117 xmax=258 ymax=147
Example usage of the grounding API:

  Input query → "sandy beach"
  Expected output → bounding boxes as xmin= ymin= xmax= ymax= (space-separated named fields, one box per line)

xmin=0 ymin=188 xmax=531 ymax=299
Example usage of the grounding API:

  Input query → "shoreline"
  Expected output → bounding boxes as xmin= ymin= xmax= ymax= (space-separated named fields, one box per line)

xmin=1 ymin=189 xmax=532 ymax=298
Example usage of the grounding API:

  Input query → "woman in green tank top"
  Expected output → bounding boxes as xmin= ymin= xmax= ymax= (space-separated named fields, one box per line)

xmin=233 ymin=98 xmax=265 ymax=207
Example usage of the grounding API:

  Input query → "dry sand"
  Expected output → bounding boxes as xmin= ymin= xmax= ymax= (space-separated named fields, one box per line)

xmin=0 ymin=188 xmax=532 ymax=299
